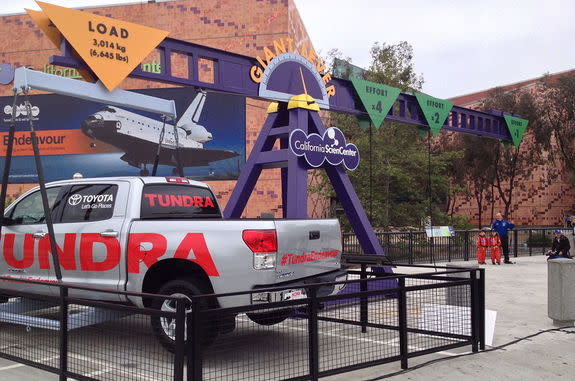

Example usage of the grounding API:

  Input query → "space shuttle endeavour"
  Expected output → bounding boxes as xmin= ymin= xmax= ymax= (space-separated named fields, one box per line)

xmin=81 ymin=91 xmax=238 ymax=175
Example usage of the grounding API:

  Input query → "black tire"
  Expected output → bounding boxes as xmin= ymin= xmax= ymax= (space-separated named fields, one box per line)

xmin=151 ymin=280 xmax=216 ymax=352
xmin=247 ymin=309 xmax=293 ymax=326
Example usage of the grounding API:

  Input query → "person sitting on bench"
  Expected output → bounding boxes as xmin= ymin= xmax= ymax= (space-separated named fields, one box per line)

xmin=546 ymin=230 xmax=572 ymax=260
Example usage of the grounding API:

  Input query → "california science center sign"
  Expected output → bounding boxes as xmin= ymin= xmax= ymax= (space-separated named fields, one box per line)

xmin=289 ymin=127 xmax=359 ymax=170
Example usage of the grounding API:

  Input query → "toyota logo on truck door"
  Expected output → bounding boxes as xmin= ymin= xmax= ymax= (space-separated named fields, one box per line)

xmin=68 ymin=194 xmax=83 ymax=206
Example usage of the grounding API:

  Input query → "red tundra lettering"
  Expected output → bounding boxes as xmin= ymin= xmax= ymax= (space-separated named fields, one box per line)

xmin=174 ymin=233 xmax=219 ymax=276
xmin=204 ymin=197 xmax=214 ymax=208
xmin=0 ymin=232 xmax=219 ymax=275
xmin=127 ymin=233 xmax=167 ymax=273
xmin=79 ymin=233 xmax=121 ymax=271
xmin=144 ymin=194 xmax=215 ymax=208
xmin=39 ymin=233 xmax=77 ymax=270
xmin=3 ymin=233 xmax=35 ymax=269
xmin=144 ymin=193 xmax=157 ymax=206
xmin=170 ymin=195 xmax=183 ymax=207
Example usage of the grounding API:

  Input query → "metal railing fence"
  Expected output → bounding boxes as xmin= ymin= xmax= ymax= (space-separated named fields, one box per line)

xmin=0 ymin=264 xmax=485 ymax=380
xmin=343 ymin=227 xmax=564 ymax=264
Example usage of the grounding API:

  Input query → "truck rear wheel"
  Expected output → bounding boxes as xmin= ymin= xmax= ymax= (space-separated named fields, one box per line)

xmin=247 ymin=309 xmax=293 ymax=326
xmin=151 ymin=280 xmax=216 ymax=352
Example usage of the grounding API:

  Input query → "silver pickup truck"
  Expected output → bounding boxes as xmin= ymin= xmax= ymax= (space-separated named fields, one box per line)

xmin=0 ymin=176 xmax=346 ymax=348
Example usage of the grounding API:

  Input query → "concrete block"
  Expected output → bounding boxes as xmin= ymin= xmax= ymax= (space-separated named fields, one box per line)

xmin=446 ymin=264 xmax=478 ymax=307
xmin=547 ymin=258 xmax=575 ymax=326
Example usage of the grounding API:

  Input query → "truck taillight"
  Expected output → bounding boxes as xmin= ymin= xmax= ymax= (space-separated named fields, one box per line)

xmin=165 ymin=177 xmax=190 ymax=184
xmin=242 ymin=230 xmax=277 ymax=270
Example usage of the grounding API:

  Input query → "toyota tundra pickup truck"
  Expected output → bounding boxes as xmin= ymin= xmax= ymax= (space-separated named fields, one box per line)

xmin=0 ymin=176 xmax=346 ymax=348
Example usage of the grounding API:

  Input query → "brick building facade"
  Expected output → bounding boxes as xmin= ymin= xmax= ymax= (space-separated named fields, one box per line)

xmin=449 ymin=70 xmax=575 ymax=227
xmin=0 ymin=0 xmax=328 ymax=218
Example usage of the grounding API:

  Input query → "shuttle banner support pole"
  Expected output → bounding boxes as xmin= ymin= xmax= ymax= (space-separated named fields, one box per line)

xmin=0 ymin=90 xmax=19 ymax=237
xmin=23 ymin=90 xmax=63 ymax=281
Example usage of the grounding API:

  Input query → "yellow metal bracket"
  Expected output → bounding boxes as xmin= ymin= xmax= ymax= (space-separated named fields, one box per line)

xmin=267 ymin=102 xmax=279 ymax=114
xmin=287 ymin=94 xmax=320 ymax=111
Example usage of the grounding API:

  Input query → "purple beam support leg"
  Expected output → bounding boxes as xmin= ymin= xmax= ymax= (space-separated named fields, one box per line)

xmin=308 ymin=111 xmax=386 ymax=258
xmin=281 ymin=167 xmax=288 ymax=218
xmin=285 ymin=108 xmax=309 ymax=218
xmin=285 ymin=156 xmax=308 ymax=218
xmin=324 ymin=164 xmax=385 ymax=256
xmin=224 ymin=112 xmax=279 ymax=218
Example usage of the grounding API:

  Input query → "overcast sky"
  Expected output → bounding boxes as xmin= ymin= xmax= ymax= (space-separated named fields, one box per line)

xmin=3 ymin=0 xmax=574 ymax=98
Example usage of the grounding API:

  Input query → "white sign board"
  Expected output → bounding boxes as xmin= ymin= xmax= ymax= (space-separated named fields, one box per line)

xmin=425 ymin=226 xmax=455 ymax=238
xmin=420 ymin=304 xmax=497 ymax=346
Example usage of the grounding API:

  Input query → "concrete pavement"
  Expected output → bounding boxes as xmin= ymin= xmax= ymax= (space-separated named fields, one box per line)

xmin=0 ymin=255 xmax=572 ymax=380
xmin=326 ymin=255 xmax=575 ymax=381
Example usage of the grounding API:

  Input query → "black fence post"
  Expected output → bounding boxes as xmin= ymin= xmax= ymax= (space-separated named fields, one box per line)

xmin=528 ymin=229 xmax=532 ymax=256
xmin=398 ymin=277 xmax=408 ymax=370
xmin=448 ymin=235 xmax=452 ymax=262
xmin=308 ymin=286 xmax=319 ymax=381
xmin=478 ymin=268 xmax=485 ymax=351
xmin=187 ymin=297 xmax=203 ymax=381
xmin=470 ymin=270 xmax=479 ymax=353
xmin=464 ymin=230 xmax=469 ymax=262
xmin=360 ymin=264 xmax=368 ymax=333
xmin=408 ymin=231 xmax=413 ymax=264
xmin=59 ymin=286 xmax=68 ymax=381
xmin=514 ymin=229 xmax=518 ymax=257
xmin=174 ymin=298 xmax=185 ymax=381
xmin=0 ymin=91 xmax=18 ymax=237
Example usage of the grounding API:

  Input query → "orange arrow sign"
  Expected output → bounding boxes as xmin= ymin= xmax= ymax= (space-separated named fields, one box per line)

xmin=35 ymin=1 xmax=169 ymax=91
xmin=26 ymin=8 xmax=94 ymax=82
xmin=25 ymin=8 xmax=61 ymax=48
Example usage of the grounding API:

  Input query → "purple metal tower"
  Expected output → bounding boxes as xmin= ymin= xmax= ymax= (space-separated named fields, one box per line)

xmin=224 ymin=102 xmax=384 ymax=254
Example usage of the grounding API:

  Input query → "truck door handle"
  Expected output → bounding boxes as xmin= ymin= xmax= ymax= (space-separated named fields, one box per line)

xmin=32 ymin=231 xmax=47 ymax=239
xmin=309 ymin=231 xmax=320 ymax=240
xmin=100 ymin=230 xmax=119 ymax=238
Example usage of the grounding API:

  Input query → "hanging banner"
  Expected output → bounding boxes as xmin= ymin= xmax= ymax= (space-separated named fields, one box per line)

xmin=415 ymin=93 xmax=454 ymax=137
xmin=289 ymin=127 xmax=360 ymax=170
xmin=333 ymin=58 xmax=367 ymax=80
xmin=417 ymin=126 xmax=429 ymax=139
xmin=357 ymin=116 xmax=370 ymax=131
xmin=35 ymin=1 xmax=169 ymax=91
xmin=351 ymin=78 xmax=401 ymax=129
xmin=503 ymin=115 xmax=528 ymax=147
xmin=0 ymin=87 xmax=246 ymax=183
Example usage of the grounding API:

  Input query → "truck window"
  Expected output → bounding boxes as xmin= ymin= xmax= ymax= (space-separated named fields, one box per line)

xmin=61 ymin=184 xmax=118 ymax=223
xmin=8 ymin=187 xmax=62 ymax=225
xmin=141 ymin=184 xmax=221 ymax=219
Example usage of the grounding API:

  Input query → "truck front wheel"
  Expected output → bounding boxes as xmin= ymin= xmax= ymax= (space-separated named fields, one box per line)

xmin=151 ymin=280 xmax=216 ymax=352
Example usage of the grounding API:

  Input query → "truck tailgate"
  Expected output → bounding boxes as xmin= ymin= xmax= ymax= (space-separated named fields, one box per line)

xmin=274 ymin=219 xmax=342 ymax=280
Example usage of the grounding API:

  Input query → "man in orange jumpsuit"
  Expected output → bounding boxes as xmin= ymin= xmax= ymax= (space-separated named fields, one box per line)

xmin=476 ymin=229 xmax=489 ymax=264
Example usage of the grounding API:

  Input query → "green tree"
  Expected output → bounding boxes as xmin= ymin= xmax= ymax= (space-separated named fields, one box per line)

xmin=539 ymin=73 xmax=575 ymax=179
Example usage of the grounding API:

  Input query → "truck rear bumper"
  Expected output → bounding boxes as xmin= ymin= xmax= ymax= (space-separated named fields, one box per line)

xmin=251 ymin=269 xmax=348 ymax=304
